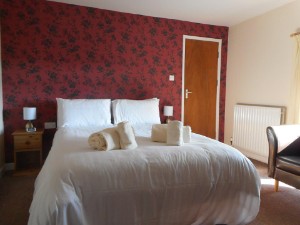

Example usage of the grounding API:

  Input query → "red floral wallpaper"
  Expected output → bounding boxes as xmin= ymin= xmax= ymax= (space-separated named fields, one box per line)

xmin=0 ymin=0 xmax=228 ymax=162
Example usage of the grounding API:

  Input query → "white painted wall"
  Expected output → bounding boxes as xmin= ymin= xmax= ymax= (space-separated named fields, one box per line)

xmin=225 ymin=0 xmax=300 ymax=145
xmin=0 ymin=25 xmax=4 ymax=177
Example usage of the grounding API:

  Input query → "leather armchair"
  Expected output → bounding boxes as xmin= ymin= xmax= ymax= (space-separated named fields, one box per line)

xmin=266 ymin=125 xmax=300 ymax=191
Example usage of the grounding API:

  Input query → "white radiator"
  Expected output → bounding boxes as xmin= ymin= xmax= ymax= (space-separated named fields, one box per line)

xmin=232 ymin=104 xmax=285 ymax=163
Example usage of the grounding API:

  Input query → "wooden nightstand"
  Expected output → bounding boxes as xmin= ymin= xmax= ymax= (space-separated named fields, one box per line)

xmin=12 ymin=129 xmax=44 ymax=171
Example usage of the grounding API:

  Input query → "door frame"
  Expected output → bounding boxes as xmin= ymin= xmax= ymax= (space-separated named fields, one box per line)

xmin=181 ymin=35 xmax=222 ymax=140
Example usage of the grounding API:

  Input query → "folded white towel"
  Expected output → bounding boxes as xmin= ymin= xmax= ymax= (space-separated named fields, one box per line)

xmin=183 ymin=126 xmax=192 ymax=143
xmin=117 ymin=121 xmax=138 ymax=150
xmin=88 ymin=127 xmax=121 ymax=151
xmin=152 ymin=124 xmax=191 ymax=143
xmin=151 ymin=124 xmax=167 ymax=143
xmin=167 ymin=120 xmax=184 ymax=146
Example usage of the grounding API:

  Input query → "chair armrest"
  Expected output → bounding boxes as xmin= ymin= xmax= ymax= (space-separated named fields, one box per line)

xmin=270 ymin=125 xmax=300 ymax=152
xmin=266 ymin=127 xmax=278 ymax=177
xmin=266 ymin=125 xmax=300 ymax=177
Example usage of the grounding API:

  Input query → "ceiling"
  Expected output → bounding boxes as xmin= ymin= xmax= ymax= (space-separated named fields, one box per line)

xmin=48 ymin=0 xmax=296 ymax=27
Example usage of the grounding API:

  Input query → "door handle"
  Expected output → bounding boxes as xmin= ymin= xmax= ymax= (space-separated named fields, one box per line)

xmin=185 ymin=89 xmax=192 ymax=99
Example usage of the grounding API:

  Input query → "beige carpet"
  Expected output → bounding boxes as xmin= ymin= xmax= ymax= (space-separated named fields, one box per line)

xmin=248 ymin=160 xmax=300 ymax=225
xmin=0 ymin=159 xmax=299 ymax=225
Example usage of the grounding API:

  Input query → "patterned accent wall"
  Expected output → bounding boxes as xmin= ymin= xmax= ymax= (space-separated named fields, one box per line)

xmin=0 ymin=0 xmax=228 ymax=162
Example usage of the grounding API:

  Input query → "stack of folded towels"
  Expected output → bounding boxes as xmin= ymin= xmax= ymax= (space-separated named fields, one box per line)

xmin=151 ymin=120 xmax=191 ymax=146
xmin=88 ymin=121 xmax=137 ymax=151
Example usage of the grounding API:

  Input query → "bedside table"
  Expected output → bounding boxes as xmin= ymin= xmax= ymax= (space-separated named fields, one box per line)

xmin=12 ymin=129 xmax=44 ymax=170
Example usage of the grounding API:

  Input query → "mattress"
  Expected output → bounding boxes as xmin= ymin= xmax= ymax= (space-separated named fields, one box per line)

xmin=28 ymin=124 xmax=261 ymax=225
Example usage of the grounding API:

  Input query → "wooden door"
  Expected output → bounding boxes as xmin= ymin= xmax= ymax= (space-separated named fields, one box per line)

xmin=184 ymin=39 xmax=219 ymax=138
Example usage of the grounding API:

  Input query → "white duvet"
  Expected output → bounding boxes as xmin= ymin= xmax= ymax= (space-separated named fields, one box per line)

xmin=28 ymin=125 xmax=261 ymax=225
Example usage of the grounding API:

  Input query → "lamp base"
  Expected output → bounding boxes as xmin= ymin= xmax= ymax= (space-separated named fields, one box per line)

xmin=25 ymin=121 xmax=36 ymax=132
xmin=166 ymin=117 xmax=172 ymax=124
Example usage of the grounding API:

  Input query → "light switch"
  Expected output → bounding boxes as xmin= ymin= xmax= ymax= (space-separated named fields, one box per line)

xmin=169 ymin=75 xmax=175 ymax=81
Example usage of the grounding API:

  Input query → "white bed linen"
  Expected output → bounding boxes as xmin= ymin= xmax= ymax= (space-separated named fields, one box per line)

xmin=28 ymin=125 xmax=261 ymax=225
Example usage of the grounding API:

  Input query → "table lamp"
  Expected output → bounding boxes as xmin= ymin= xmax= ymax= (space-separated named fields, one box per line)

xmin=164 ymin=106 xmax=173 ymax=123
xmin=23 ymin=107 xmax=36 ymax=132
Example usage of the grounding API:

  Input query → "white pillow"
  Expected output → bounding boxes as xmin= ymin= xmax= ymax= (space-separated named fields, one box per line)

xmin=112 ymin=98 xmax=161 ymax=125
xmin=57 ymin=98 xmax=112 ymax=128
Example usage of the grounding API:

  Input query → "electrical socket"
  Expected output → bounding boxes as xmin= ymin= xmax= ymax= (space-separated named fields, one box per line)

xmin=44 ymin=122 xmax=56 ymax=129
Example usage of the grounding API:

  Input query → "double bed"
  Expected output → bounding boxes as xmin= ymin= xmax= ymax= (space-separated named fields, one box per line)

xmin=28 ymin=98 xmax=261 ymax=225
